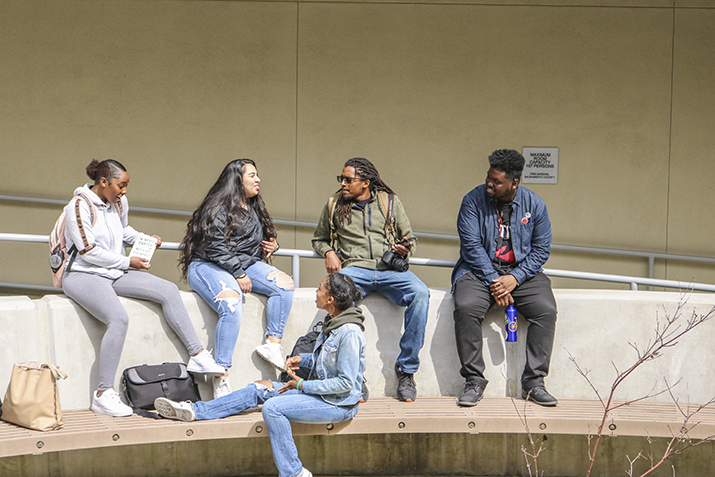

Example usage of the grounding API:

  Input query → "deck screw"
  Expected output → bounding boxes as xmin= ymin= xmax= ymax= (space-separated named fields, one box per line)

xmin=112 ymin=434 xmax=120 ymax=441
xmin=539 ymin=423 xmax=547 ymax=430
xmin=468 ymin=421 xmax=475 ymax=429
xmin=256 ymin=425 xmax=264 ymax=433
xmin=609 ymin=423 xmax=617 ymax=431
xmin=326 ymin=423 xmax=334 ymax=430
xmin=36 ymin=441 xmax=44 ymax=449
xmin=398 ymin=422 xmax=405 ymax=429
xmin=186 ymin=429 xmax=194 ymax=436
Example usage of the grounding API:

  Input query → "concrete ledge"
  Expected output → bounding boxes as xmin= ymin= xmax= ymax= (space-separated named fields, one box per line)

xmin=1 ymin=288 xmax=715 ymax=410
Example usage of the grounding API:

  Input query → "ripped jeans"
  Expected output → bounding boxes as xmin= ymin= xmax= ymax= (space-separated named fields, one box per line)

xmin=188 ymin=260 xmax=294 ymax=369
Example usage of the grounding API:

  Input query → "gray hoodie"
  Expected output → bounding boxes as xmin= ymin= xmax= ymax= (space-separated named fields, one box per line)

xmin=63 ymin=184 xmax=139 ymax=280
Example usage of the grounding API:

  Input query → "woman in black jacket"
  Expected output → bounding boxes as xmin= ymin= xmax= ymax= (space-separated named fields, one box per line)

xmin=180 ymin=159 xmax=294 ymax=398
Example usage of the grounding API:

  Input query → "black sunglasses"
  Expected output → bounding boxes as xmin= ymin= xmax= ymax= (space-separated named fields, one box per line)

xmin=337 ymin=175 xmax=366 ymax=185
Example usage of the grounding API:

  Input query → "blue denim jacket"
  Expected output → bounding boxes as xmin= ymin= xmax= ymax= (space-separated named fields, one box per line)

xmin=298 ymin=321 xmax=366 ymax=406
xmin=451 ymin=184 xmax=552 ymax=288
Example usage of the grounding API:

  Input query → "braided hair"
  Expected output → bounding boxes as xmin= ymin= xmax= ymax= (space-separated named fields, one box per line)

xmin=335 ymin=157 xmax=394 ymax=226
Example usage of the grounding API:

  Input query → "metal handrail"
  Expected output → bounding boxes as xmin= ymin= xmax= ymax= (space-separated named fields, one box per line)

xmin=2 ymin=232 xmax=715 ymax=293
xmin=4 ymin=193 xmax=715 ymax=278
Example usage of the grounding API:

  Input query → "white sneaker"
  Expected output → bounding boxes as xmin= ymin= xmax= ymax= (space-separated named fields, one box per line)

xmin=91 ymin=389 xmax=133 ymax=417
xmin=255 ymin=340 xmax=285 ymax=371
xmin=213 ymin=376 xmax=232 ymax=399
xmin=187 ymin=349 xmax=225 ymax=376
xmin=154 ymin=397 xmax=196 ymax=422
xmin=299 ymin=468 xmax=313 ymax=477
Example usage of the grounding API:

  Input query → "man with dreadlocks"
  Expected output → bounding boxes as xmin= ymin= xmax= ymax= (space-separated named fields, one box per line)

xmin=312 ymin=157 xmax=429 ymax=402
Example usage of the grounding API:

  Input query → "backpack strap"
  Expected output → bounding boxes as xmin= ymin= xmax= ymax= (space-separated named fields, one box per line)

xmin=327 ymin=191 xmax=342 ymax=251
xmin=74 ymin=193 xmax=98 ymax=255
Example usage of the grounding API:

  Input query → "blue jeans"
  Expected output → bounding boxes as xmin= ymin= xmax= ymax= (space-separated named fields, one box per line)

xmin=193 ymin=381 xmax=280 ymax=420
xmin=339 ymin=267 xmax=429 ymax=374
xmin=192 ymin=382 xmax=358 ymax=477
xmin=262 ymin=391 xmax=358 ymax=477
xmin=188 ymin=260 xmax=294 ymax=368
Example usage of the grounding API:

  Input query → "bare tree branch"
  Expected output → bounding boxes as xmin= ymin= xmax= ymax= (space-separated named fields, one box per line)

xmin=511 ymin=396 xmax=545 ymax=477
xmin=574 ymin=292 xmax=715 ymax=477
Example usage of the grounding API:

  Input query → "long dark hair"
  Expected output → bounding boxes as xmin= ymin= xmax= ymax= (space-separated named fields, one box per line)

xmin=179 ymin=159 xmax=277 ymax=279
xmin=335 ymin=157 xmax=394 ymax=226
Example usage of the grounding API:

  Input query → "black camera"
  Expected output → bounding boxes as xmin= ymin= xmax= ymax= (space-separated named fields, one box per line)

xmin=381 ymin=239 xmax=411 ymax=272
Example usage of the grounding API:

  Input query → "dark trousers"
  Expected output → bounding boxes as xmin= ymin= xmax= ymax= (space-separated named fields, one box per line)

xmin=453 ymin=272 xmax=557 ymax=390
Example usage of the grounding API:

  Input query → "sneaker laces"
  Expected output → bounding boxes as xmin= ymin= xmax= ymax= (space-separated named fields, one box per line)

xmin=105 ymin=390 xmax=122 ymax=403
xmin=463 ymin=382 xmax=479 ymax=393
xmin=397 ymin=371 xmax=415 ymax=388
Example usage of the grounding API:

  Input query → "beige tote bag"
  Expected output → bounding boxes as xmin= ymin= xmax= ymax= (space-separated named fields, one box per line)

xmin=2 ymin=362 xmax=68 ymax=431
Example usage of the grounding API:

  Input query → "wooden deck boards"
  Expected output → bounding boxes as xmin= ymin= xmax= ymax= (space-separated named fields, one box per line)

xmin=2 ymin=397 xmax=713 ymax=459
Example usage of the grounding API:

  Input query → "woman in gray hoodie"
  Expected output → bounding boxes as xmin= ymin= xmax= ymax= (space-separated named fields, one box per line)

xmin=62 ymin=159 xmax=225 ymax=417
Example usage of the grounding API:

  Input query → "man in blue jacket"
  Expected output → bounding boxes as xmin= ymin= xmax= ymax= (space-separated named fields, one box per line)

xmin=452 ymin=149 xmax=558 ymax=407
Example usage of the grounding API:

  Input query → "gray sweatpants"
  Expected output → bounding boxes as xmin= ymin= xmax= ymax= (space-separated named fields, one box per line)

xmin=63 ymin=270 xmax=204 ymax=392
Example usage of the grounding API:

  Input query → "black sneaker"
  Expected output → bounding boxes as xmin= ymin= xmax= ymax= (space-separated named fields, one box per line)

xmin=457 ymin=382 xmax=485 ymax=407
xmin=395 ymin=364 xmax=416 ymax=402
xmin=522 ymin=386 xmax=558 ymax=407
xmin=360 ymin=378 xmax=369 ymax=403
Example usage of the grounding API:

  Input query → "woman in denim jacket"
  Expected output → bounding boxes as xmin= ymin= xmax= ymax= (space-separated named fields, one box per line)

xmin=155 ymin=273 xmax=367 ymax=477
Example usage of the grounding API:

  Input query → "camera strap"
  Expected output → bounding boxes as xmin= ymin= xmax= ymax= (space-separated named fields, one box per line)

xmin=372 ymin=191 xmax=397 ymax=245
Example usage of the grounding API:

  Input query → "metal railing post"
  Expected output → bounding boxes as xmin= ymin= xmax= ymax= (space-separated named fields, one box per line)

xmin=648 ymin=255 xmax=655 ymax=291
xmin=292 ymin=253 xmax=301 ymax=288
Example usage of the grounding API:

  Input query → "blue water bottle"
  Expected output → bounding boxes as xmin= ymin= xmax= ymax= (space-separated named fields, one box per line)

xmin=505 ymin=304 xmax=518 ymax=342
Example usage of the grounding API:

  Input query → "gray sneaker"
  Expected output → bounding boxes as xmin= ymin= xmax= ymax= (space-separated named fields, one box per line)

xmin=522 ymin=386 xmax=558 ymax=407
xmin=395 ymin=364 xmax=416 ymax=402
xmin=457 ymin=382 xmax=485 ymax=407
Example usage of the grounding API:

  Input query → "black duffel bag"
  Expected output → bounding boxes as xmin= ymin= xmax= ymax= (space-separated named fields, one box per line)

xmin=121 ymin=362 xmax=200 ymax=410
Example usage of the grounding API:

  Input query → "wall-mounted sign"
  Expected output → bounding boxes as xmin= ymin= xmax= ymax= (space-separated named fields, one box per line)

xmin=522 ymin=147 xmax=558 ymax=184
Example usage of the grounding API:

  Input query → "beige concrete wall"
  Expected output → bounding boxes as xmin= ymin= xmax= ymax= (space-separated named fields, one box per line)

xmin=2 ymin=0 xmax=715 ymax=292
xmin=2 ymin=287 xmax=714 ymax=411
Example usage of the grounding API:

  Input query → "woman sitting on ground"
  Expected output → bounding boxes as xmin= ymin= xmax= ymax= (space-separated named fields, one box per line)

xmin=179 ymin=159 xmax=295 ymax=399
xmin=155 ymin=273 xmax=367 ymax=477
xmin=62 ymin=159 xmax=224 ymax=417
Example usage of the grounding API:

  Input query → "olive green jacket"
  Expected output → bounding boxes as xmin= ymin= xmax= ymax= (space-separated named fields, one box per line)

xmin=311 ymin=190 xmax=416 ymax=270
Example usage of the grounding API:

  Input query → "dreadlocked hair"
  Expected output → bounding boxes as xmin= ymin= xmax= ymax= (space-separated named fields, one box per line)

xmin=335 ymin=157 xmax=395 ymax=226
xmin=179 ymin=159 xmax=277 ymax=279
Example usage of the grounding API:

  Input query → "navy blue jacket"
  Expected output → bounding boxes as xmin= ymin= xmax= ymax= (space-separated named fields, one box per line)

xmin=451 ymin=184 xmax=552 ymax=287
